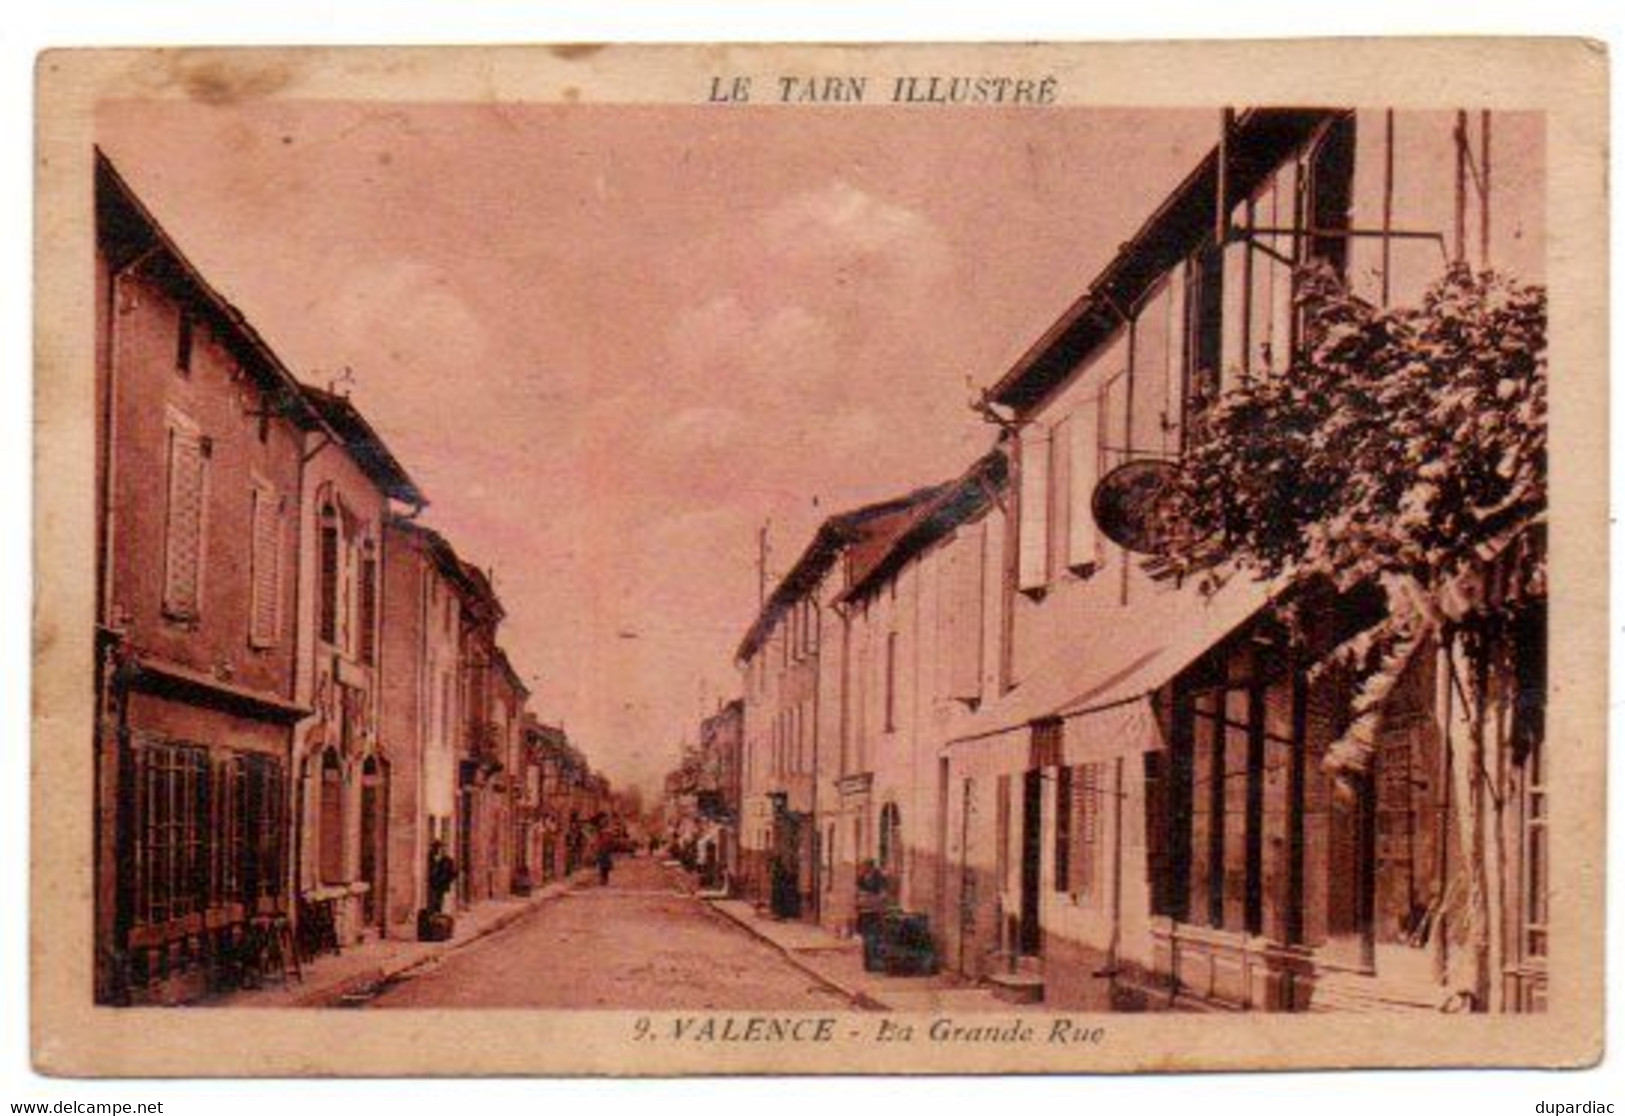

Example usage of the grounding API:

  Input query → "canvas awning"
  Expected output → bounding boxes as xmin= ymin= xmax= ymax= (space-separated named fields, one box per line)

xmin=944 ymin=572 xmax=1277 ymax=777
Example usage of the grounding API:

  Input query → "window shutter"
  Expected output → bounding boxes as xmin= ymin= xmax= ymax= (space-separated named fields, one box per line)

xmin=249 ymin=486 xmax=281 ymax=647
xmin=163 ymin=426 xmax=206 ymax=619
xmin=1017 ymin=427 xmax=1051 ymax=592
xmin=318 ymin=518 xmax=339 ymax=644
xmin=1066 ymin=400 xmax=1102 ymax=571
xmin=946 ymin=523 xmax=985 ymax=703
xmin=1220 ymin=237 xmax=1250 ymax=380
xmin=358 ymin=554 xmax=378 ymax=665
xmin=1047 ymin=416 xmax=1072 ymax=578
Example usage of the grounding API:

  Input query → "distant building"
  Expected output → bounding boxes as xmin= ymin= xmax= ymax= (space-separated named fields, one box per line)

xmin=734 ymin=488 xmax=944 ymax=920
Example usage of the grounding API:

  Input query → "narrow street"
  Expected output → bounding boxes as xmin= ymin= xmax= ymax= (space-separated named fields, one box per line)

xmin=367 ymin=857 xmax=849 ymax=1010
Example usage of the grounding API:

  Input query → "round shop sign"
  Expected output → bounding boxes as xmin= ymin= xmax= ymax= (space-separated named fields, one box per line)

xmin=1091 ymin=458 xmax=1184 ymax=556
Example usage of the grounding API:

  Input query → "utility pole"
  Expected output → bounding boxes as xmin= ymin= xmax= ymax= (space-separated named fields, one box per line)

xmin=757 ymin=521 xmax=771 ymax=607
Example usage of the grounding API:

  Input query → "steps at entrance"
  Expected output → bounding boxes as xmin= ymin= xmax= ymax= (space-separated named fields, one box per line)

xmin=984 ymin=953 xmax=1045 ymax=1004
xmin=1308 ymin=969 xmax=1447 ymax=1014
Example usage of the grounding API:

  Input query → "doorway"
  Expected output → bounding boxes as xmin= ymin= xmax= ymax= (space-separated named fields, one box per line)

xmin=1019 ymin=769 xmax=1043 ymax=955
xmin=359 ymin=756 xmax=387 ymax=931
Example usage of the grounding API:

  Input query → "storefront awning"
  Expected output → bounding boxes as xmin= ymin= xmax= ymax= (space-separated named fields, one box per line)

xmin=945 ymin=572 xmax=1277 ymax=776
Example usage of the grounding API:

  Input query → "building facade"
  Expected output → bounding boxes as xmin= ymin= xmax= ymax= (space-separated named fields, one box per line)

xmin=756 ymin=107 xmax=1547 ymax=1013
xmin=95 ymin=153 xmax=320 ymax=1003
xmin=735 ymin=490 xmax=944 ymax=920
xmin=292 ymin=387 xmax=426 ymax=950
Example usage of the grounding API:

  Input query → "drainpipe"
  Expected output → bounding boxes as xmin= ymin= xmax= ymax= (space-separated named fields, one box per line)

xmin=1106 ymin=755 xmax=1126 ymax=996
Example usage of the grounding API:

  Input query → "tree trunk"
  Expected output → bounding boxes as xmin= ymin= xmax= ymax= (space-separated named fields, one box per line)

xmin=1464 ymin=651 xmax=1493 ymax=1012
xmin=1443 ymin=639 xmax=1492 ymax=1011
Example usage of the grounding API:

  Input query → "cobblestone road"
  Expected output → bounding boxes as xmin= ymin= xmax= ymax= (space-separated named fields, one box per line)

xmin=368 ymin=856 xmax=849 ymax=1009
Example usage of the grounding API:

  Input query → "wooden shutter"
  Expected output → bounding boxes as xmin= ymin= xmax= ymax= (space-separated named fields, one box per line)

xmin=1066 ymin=400 xmax=1102 ymax=571
xmin=1220 ymin=237 xmax=1251 ymax=380
xmin=358 ymin=553 xmax=378 ymax=665
xmin=1078 ymin=763 xmax=1101 ymax=900
xmin=249 ymin=485 xmax=281 ymax=647
xmin=318 ymin=518 xmax=339 ymax=644
xmin=1054 ymin=765 xmax=1073 ymax=892
xmin=1016 ymin=427 xmax=1051 ymax=592
xmin=946 ymin=524 xmax=985 ymax=703
xmin=162 ymin=426 xmax=207 ymax=620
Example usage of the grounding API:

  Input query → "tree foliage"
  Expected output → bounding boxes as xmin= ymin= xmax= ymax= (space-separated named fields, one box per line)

xmin=1165 ymin=263 xmax=1548 ymax=775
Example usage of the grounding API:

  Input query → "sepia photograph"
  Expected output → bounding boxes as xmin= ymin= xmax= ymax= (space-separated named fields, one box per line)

xmin=29 ymin=39 xmax=1607 ymax=1076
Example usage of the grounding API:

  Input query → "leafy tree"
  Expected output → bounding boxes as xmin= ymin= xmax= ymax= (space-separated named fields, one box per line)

xmin=1164 ymin=263 xmax=1547 ymax=1009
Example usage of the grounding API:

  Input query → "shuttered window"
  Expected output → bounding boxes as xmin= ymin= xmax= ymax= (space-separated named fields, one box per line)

xmin=358 ymin=550 xmax=378 ymax=665
xmin=318 ymin=510 xmax=339 ymax=645
xmin=946 ymin=524 xmax=985 ymax=704
xmin=248 ymin=483 xmax=282 ymax=648
xmin=162 ymin=423 xmax=207 ymax=621
xmin=1016 ymin=427 xmax=1051 ymax=593
xmin=1066 ymin=400 xmax=1102 ymax=571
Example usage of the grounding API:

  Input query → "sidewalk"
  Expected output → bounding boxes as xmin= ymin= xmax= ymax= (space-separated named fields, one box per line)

xmin=706 ymin=898 xmax=1041 ymax=1013
xmin=209 ymin=874 xmax=589 ymax=1008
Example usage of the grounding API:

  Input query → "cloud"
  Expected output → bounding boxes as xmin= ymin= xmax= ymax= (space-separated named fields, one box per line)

xmin=761 ymin=180 xmax=952 ymax=286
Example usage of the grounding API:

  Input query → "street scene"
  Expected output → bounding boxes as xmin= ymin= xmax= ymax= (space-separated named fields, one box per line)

xmin=367 ymin=857 xmax=847 ymax=1010
xmin=90 ymin=98 xmax=1548 ymax=1017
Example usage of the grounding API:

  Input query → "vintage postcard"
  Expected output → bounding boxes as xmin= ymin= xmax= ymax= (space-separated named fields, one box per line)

xmin=32 ymin=40 xmax=1607 ymax=1075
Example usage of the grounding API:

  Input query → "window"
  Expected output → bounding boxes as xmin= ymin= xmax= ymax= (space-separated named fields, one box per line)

xmin=1522 ymin=738 xmax=1547 ymax=960
xmin=130 ymin=735 xmax=210 ymax=928
xmin=248 ymin=482 xmax=283 ymax=648
xmin=1181 ymin=239 xmax=1225 ymax=436
xmin=318 ymin=506 xmax=340 ymax=645
xmin=1065 ymin=400 xmax=1102 ymax=571
xmin=1059 ymin=763 xmax=1103 ymax=902
xmin=878 ymin=802 xmax=902 ymax=876
xmin=213 ymin=756 xmax=245 ymax=906
xmin=162 ymin=419 xmax=208 ymax=621
xmin=175 ymin=312 xmax=194 ymax=377
xmin=318 ymin=749 xmax=345 ymax=885
xmin=242 ymin=754 xmax=286 ymax=906
xmin=1054 ymin=765 xmax=1072 ymax=892
xmin=995 ymin=774 xmax=1012 ymax=893
xmin=358 ymin=546 xmax=378 ymax=665
xmin=1174 ymin=664 xmax=1280 ymax=937
xmin=884 ymin=630 xmax=899 ymax=732
xmin=946 ymin=524 xmax=986 ymax=704
xmin=1016 ymin=426 xmax=1051 ymax=593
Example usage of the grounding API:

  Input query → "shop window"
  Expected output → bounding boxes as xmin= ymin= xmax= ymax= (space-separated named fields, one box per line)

xmin=130 ymin=736 xmax=210 ymax=929
xmin=242 ymin=754 xmax=286 ymax=907
xmin=1172 ymin=657 xmax=1280 ymax=937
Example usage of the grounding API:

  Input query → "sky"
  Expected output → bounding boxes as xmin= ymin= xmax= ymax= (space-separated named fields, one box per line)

xmin=98 ymin=101 xmax=1218 ymax=798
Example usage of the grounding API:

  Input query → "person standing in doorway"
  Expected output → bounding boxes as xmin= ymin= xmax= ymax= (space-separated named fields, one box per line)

xmin=595 ymin=828 xmax=615 ymax=886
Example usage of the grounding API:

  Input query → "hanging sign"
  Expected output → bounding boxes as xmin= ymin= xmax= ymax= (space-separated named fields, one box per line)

xmin=1091 ymin=458 xmax=1184 ymax=555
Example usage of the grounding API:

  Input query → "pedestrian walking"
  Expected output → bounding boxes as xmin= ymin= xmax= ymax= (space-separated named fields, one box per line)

xmin=595 ymin=830 xmax=615 ymax=886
